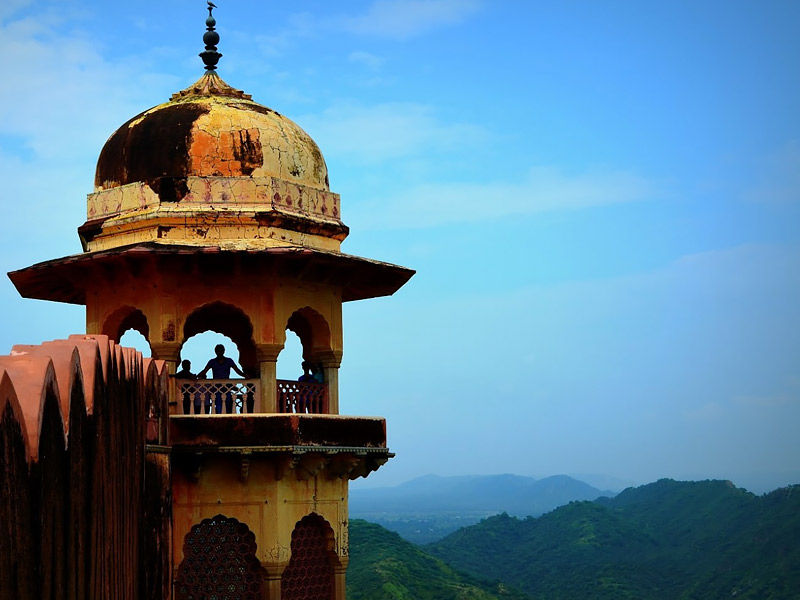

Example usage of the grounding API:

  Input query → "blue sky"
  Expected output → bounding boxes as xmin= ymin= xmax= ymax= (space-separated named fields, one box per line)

xmin=1 ymin=1 xmax=798 ymax=493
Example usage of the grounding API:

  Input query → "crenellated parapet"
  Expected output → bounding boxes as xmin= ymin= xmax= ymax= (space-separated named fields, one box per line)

xmin=0 ymin=334 xmax=168 ymax=461
xmin=0 ymin=335 xmax=171 ymax=599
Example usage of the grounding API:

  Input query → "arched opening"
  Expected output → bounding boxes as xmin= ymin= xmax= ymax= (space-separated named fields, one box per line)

xmin=102 ymin=306 xmax=149 ymax=344
xmin=182 ymin=302 xmax=258 ymax=376
xmin=119 ymin=329 xmax=151 ymax=358
xmin=277 ymin=308 xmax=332 ymax=414
xmin=281 ymin=513 xmax=337 ymax=600
xmin=175 ymin=514 xmax=263 ymax=600
xmin=179 ymin=331 xmax=241 ymax=377
xmin=276 ymin=330 xmax=303 ymax=380
xmin=286 ymin=307 xmax=331 ymax=362
xmin=176 ymin=303 xmax=258 ymax=415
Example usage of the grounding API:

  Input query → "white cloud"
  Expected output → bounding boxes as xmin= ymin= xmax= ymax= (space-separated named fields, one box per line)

xmin=299 ymin=101 xmax=487 ymax=163
xmin=0 ymin=10 xmax=174 ymax=163
xmin=354 ymin=165 xmax=655 ymax=228
xmin=341 ymin=0 xmax=483 ymax=39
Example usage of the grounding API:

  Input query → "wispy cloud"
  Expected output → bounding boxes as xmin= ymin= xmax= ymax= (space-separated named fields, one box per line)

xmin=743 ymin=141 xmax=800 ymax=205
xmin=0 ymin=0 xmax=31 ymax=21
xmin=348 ymin=50 xmax=386 ymax=70
xmin=0 ymin=10 xmax=172 ymax=162
xmin=300 ymin=101 xmax=487 ymax=163
xmin=354 ymin=166 xmax=655 ymax=228
xmin=683 ymin=402 xmax=725 ymax=422
xmin=341 ymin=0 xmax=483 ymax=39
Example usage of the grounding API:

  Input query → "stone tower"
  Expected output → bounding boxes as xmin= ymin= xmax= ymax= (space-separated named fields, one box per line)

xmin=9 ymin=8 xmax=413 ymax=600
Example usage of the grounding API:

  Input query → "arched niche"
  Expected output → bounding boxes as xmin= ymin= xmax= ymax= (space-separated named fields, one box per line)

xmin=101 ymin=306 xmax=150 ymax=343
xmin=281 ymin=513 xmax=338 ymax=600
xmin=36 ymin=383 xmax=69 ymax=600
xmin=286 ymin=307 xmax=332 ymax=361
xmin=0 ymin=400 xmax=37 ymax=598
xmin=182 ymin=302 xmax=258 ymax=376
xmin=175 ymin=514 xmax=264 ymax=600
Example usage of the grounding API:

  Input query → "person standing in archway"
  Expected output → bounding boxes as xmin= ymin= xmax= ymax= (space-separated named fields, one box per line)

xmin=171 ymin=359 xmax=201 ymax=414
xmin=198 ymin=344 xmax=245 ymax=413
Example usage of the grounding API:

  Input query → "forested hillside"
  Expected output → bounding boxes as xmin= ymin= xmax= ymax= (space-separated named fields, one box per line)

xmin=347 ymin=520 xmax=529 ymax=600
xmin=425 ymin=480 xmax=800 ymax=599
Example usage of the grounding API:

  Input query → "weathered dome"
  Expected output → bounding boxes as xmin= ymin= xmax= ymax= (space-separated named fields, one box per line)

xmin=95 ymin=72 xmax=329 ymax=192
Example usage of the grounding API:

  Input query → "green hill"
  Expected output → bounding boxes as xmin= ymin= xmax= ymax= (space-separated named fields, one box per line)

xmin=425 ymin=480 xmax=800 ymax=599
xmin=347 ymin=519 xmax=530 ymax=600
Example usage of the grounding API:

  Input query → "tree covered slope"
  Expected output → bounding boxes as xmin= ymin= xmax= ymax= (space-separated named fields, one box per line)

xmin=347 ymin=520 xmax=530 ymax=600
xmin=425 ymin=480 xmax=800 ymax=599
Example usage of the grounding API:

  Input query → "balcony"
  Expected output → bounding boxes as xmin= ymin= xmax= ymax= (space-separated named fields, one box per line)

xmin=173 ymin=378 xmax=329 ymax=415
xmin=166 ymin=379 xmax=389 ymax=479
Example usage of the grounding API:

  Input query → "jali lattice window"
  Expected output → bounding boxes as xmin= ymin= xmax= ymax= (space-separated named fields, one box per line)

xmin=175 ymin=514 xmax=263 ymax=600
xmin=281 ymin=514 xmax=334 ymax=600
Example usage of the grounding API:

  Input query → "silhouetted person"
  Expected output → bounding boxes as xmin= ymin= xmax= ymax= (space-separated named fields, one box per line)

xmin=173 ymin=359 xmax=195 ymax=379
xmin=295 ymin=361 xmax=317 ymax=413
xmin=298 ymin=360 xmax=315 ymax=383
xmin=198 ymin=344 xmax=245 ymax=413
xmin=311 ymin=362 xmax=324 ymax=384
xmin=171 ymin=359 xmax=198 ymax=414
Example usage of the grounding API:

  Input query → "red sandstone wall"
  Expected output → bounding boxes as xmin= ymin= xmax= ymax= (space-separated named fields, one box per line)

xmin=0 ymin=335 xmax=169 ymax=600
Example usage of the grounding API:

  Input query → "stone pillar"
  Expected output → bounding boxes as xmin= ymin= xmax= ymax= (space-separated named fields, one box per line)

xmin=314 ymin=350 xmax=343 ymax=415
xmin=333 ymin=557 xmax=349 ymax=600
xmin=257 ymin=344 xmax=283 ymax=413
xmin=261 ymin=562 xmax=287 ymax=600
xmin=150 ymin=342 xmax=182 ymax=415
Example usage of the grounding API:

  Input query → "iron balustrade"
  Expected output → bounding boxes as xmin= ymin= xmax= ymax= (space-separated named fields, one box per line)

xmin=276 ymin=379 xmax=329 ymax=414
xmin=176 ymin=379 xmax=260 ymax=415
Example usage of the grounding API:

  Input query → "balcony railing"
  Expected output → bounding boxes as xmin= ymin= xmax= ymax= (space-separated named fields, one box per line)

xmin=277 ymin=379 xmax=328 ymax=414
xmin=176 ymin=379 xmax=261 ymax=415
xmin=172 ymin=378 xmax=329 ymax=415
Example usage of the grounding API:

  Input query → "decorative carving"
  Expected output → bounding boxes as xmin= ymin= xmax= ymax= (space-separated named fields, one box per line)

xmin=295 ymin=454 xmax=328 ymax=481
xmin=326 ymin=454 xmax=359 ymax=480
xmin=277 ymin=380 xmax=328 ymax=414
xmin=239 ymin=456 xmax=250 ymax=483
xmin=176 ymin=379 xmax=259 ymax=414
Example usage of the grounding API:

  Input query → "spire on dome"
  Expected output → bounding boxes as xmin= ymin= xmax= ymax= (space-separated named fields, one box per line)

xmin=199 ymin=1 xmax=222 ymax=72
xmin=170 ymin=2 xmax=251 ymax=100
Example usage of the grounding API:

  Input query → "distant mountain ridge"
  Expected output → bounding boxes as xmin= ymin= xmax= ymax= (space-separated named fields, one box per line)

xmin=350 ymin=473 xmax=615 ymax=543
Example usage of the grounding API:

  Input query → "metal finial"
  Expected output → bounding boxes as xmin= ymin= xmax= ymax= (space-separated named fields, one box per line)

xmin=199 ymin=1 xmax=222 ymax=71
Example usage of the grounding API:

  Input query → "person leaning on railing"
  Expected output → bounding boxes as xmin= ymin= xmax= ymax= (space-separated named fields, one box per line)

xmin=198 ymin=344 xmax=246 ymax=414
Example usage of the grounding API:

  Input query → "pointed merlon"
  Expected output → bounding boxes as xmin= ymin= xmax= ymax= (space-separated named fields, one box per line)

xmin=200 ymin=1 xmax=222 ymax=71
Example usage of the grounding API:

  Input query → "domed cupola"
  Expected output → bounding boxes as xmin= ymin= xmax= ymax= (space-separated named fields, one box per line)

xmin=94 ymin=74 xmax=330 ymax=192
xmin=82 ymin=9 xmax=344 ymax=253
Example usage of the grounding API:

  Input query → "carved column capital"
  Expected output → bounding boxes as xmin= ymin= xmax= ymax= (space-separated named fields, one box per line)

xmin=256 ymin=343 xmax=284 ymax=362
xmin=149 ymin=341 xmax=181 ymax=363
xmin=261 ymin=560 xmax=289 ymax=578
xmin=309 ymin=349 xmax=343 ymax=368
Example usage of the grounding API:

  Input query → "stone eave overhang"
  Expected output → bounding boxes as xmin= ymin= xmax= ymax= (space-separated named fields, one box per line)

xmin=8 ymin=242 xmax=414 ymax=304
xmin=165 ymin=445 xmax=393 ymax=456
xmin=166 ymin=414 xmax=392 ymax=480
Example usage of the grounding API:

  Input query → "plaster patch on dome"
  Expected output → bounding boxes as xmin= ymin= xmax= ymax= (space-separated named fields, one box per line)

xmin=189 ymin=126 xmax=264 ymax=177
